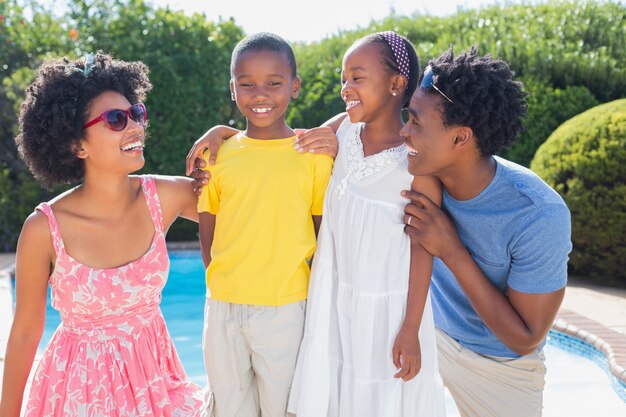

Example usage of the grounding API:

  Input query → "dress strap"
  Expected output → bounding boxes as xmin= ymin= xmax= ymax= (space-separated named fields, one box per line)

xmin=35 ymin=202 xmax=65 ymax=256
xmin=140 ymin=176 xmax=165 ymax=233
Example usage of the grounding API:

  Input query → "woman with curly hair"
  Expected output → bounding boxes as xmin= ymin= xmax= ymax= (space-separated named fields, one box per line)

xmin=0 ymin=52 xmax=204 ymax=417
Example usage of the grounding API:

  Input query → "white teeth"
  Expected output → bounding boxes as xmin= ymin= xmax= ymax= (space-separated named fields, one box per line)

xmin=121 ymin=140 xmax=143 ymax=151
xmin=345 ymin=100 xmax=360 ymax=110
xmin=252 ymin=107 xmax=271 ymax=113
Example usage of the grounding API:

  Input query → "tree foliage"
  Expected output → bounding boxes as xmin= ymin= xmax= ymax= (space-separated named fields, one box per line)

xmin=531 ymin=99 xmax=626 ymax=285
xmin=1 ymin=0 xmax=625 ymax=265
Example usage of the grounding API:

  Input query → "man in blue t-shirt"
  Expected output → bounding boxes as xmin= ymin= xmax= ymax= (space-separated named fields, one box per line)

xmin=400 ymin=48 xmax=571 ymax=417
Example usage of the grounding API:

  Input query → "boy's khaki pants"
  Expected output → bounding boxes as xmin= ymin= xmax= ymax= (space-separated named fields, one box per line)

xmin=202 ymin=298 xmax=306 ymax=417
xmin=436 ymin=328 xmax=546 ymax=417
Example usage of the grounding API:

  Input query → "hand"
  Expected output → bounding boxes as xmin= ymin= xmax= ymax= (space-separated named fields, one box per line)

xmin=189 ymin=159 xmax=210 ymax=196
xmin=186 ymin=126 xmax=238 ymax=175
xmin=402 ymin=190 xmax=464 ymax=260
xmin=392 ymin=326 xmax=421 ymax=381
xmin=293 ymin=126 xmax=339 ymax=158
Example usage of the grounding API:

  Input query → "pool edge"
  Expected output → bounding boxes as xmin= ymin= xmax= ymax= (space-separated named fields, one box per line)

xmin=554 ymin=309 xmax=626 ymax=384
xmin=1 ymin=262 xmax=625 ymax=387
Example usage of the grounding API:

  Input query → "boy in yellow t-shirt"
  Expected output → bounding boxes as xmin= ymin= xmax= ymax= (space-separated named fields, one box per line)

xmin=197 ymin=32 xmax=333 ymax=417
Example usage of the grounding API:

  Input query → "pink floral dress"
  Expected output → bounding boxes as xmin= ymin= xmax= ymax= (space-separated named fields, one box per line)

xmin=24 ymin=176 xmax=204 ymax=417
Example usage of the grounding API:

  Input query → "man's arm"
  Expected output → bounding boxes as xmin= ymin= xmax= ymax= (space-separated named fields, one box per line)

xmin=435 ymin=247 xmax=564 ymax=354
xmin=154 ymin=175 xmax=199 ymax=227
xmin=402 ymin=190 xmax=568 ymax=355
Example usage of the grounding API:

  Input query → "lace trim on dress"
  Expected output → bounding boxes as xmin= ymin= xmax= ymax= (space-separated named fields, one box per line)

xmin=337 ymin=123 xmax=408 ymax=197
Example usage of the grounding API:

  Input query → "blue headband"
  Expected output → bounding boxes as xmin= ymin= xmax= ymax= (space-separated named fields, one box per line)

xmin=64 ymin=52 xmax=95 ymax=77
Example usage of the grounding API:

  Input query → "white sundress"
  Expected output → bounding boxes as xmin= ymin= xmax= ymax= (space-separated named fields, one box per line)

xmin=288 ymin=119 xmax=446 ymax=417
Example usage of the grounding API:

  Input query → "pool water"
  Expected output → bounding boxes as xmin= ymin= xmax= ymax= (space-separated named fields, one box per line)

xmin=37 ymin=250 xmax=626 ymax=416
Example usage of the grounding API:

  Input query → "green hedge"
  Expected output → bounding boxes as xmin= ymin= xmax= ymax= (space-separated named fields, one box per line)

xmin=530 ymin=99 xmax=626 ymax=285
xmin=1 ymin=0 xmax=626 ymax=261
xmin=289 ymin=0 xmax=625 ymax=165
xmin=503 ymin=80 xmax=599 ymax=166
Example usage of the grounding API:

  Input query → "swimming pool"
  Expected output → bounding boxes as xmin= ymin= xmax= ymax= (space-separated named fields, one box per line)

xmin=36 ymin=250 xmax=626 ymax=416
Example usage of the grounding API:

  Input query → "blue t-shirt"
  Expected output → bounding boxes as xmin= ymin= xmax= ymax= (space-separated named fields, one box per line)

xmin=431 ymin=156 xmax=572 ymax=357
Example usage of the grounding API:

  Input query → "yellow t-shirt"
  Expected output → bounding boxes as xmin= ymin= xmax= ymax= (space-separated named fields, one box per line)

xmin=197 ymin=133 xmax=333 ymax=306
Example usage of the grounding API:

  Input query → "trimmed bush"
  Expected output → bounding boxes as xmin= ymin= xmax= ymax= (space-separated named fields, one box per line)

xmin=2 ymin=0 xmax=626 ymax=250
xmin=530 ymin=99 xmax=626 ymax=285
xmin=502 ymin=80 xmax=599 ymax=167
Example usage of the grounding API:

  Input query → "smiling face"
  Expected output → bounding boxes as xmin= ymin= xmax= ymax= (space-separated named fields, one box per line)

xmin=400 ymin=89 xmax=459 ymax=177
xmin=230 ymin=49 xmax=300 ymax=139
xmin=79 ymin=90 xmax=146 ymax=175
xmin=340 ymin=42 xmax=398 ymax=124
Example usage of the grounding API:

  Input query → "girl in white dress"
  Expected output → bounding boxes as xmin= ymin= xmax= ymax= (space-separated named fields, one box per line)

xmin=185 ymin=31 xmax=447 ymax=417
xmin=287 ymin=32 xmax=446 ymax=417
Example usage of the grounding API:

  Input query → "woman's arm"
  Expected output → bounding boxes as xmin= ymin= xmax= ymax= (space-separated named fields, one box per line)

xmin=154 ymin=176 xmax=199 ymax=229
xmin=392 ymin=175 xmax=442 ymax=382
xmin=0 ymin=213 xmax=52 ymax=417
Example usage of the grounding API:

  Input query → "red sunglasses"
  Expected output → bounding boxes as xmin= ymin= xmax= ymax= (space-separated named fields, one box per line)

xmin=82 ymin=103 xmax=147 ymax=131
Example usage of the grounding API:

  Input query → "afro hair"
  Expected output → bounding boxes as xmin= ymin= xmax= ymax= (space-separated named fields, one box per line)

xmin=15 ymin=51 xmax=152 ymax=188
xmin=425 ymin=47 xmax=528 ymax=156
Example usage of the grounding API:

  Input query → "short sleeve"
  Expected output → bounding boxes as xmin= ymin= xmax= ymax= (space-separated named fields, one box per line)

xmin=507 ymin=203 xmax=572 ymax=293
xmin=197 ymin=154 xmax=220 ymax=214
xmin=311 ymin=155 xmax=334 ymax=215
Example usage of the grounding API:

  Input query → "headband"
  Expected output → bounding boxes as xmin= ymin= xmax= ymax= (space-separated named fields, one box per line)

xmin=380 ymin=31 xmax=410 ymax=80
xmin=64 ymin=52 xmax=95 ymax=77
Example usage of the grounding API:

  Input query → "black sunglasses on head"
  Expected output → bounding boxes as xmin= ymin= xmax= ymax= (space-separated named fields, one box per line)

xmin=420 ymin=66 xmax=454 ymax=104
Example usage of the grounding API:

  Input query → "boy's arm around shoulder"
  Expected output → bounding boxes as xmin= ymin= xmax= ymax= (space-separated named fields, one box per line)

xmin=0 ymin=211 xmax=52 ymax=416
xmin=186 ymin=125 xmax=240 ymax=175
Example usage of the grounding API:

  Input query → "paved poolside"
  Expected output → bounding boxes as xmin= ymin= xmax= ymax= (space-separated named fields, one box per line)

xmin=1 ymin=251 xmax=625 ymax=408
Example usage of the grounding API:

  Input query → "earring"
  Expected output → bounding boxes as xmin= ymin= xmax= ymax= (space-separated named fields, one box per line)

xmin=392 ymin=91 xmax=398 ymax=96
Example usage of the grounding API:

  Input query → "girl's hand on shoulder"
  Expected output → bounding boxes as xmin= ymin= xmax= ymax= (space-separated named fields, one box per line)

xmin=293 ymin=127 xmax=339 ymax=158
xmin=185 ymin=125 xmax=239 ymax=175
xmin=392 ymin=326 xmax=422 ymax=381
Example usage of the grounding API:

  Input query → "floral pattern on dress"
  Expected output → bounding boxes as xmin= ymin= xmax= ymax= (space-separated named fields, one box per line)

xmin=24 ymin=176 xmax=205 ymax=417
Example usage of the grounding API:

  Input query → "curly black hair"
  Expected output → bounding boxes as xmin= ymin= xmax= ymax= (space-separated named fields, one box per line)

xmin=15 ymin=51 xmax=152 ymax=188
xmin=359 ymin=32 xmax=420 ymax=107
xmin=425 ymin=47 xmax=528 ymax=156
